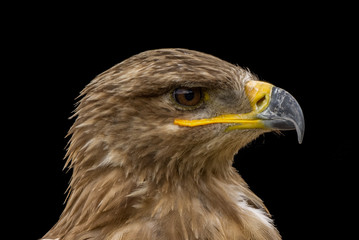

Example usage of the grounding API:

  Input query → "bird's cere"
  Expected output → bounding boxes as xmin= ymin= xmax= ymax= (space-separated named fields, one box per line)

xmin=244 ymin=80 xmax=273 ymax=112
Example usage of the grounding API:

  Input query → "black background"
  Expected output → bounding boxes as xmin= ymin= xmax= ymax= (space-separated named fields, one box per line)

xmin=5 ymin=4 xmax=356 ymax=240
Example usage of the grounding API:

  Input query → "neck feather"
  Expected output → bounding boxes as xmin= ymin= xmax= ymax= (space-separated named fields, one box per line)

xmin=44 ymin=164 xmax=280 ymax=240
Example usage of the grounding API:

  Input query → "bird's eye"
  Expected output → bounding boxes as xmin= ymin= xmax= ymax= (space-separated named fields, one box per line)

xmin=173 ymin=88 xmax=203 ymax=107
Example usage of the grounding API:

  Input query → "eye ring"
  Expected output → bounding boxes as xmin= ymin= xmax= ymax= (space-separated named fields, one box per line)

xmin=173 ymin=87 xmax=203 ymax=108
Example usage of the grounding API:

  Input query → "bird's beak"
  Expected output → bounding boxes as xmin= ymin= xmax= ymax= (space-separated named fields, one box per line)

xmin=174 ymin=81 xmax=305 ymax=143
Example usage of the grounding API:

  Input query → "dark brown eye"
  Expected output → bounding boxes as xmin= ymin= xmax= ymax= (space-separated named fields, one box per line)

xmin=173 ymin=88 xmax=202 ymax=107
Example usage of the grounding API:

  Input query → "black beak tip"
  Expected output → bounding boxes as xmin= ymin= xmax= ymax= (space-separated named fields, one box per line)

xmin=294 ymin=117 xmax=305 ymax=144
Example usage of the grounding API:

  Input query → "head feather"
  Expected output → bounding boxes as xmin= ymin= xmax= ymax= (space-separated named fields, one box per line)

xmin=43 ymin=49 xmax=281 ymax=240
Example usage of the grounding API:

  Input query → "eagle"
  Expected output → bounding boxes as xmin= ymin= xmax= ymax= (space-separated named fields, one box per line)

xmin=42 ymin=48 xmax=304 ymax=240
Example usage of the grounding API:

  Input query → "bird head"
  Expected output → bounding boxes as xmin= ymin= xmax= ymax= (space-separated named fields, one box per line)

xmin=67 ymin=48 xmax=304 ymax=183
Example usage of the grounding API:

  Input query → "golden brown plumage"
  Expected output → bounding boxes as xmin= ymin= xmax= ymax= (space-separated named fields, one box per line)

xmin=43 ymin=48 xmax=304 ymax=240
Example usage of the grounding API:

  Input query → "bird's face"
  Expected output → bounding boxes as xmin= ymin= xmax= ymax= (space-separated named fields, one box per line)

xmin=70 ymin=49 xmax=304 ymax=180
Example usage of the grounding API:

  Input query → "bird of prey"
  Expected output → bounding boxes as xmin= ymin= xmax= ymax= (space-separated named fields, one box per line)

xmin=42 ymin=48 xmax=304 ymax=240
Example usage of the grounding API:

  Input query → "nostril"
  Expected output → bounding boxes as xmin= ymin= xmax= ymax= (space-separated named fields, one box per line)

xmin=256 ymin=96 xmax=266 ymax=109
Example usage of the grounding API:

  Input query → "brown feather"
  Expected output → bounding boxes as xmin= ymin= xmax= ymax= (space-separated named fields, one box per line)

xmin=43 ymin=49 xmax=281 ymax=240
